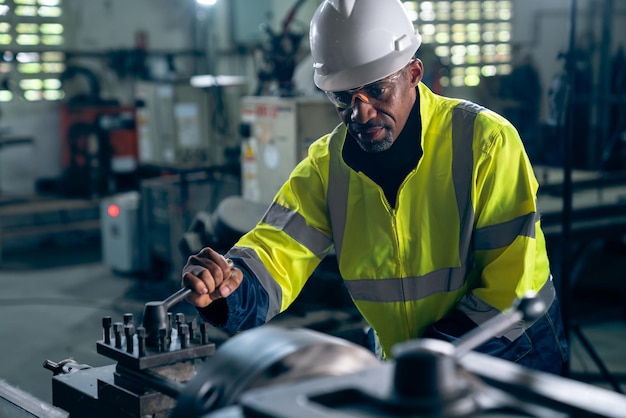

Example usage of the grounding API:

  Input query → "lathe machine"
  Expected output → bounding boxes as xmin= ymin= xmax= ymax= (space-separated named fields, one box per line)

xmin=25 ymin=284 xmax=626 ymax=418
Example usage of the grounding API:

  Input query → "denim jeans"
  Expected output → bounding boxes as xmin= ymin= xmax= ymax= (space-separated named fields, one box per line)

xmin=473 ymin=298 xmax=569 ymax=375
xmin=421 ymin=298 xmax=570 ymax=375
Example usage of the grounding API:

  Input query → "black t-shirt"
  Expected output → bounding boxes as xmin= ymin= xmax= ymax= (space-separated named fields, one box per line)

xmin=342 ymin=97 xmax=422 ymax=207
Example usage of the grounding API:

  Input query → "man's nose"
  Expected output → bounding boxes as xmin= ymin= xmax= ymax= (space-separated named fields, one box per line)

xmin=351 ymin=92 xmax=370 ymax=107
xmin=350 ymin=93 xmax=376 ymax=123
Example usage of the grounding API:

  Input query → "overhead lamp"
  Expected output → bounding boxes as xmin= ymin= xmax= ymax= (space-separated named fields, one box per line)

xmin=196 ymin=0 xmax=218 ymax=6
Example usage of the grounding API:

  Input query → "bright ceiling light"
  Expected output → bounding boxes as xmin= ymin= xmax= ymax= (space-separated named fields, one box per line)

xmin=196 ymin=0 xmax=218 ymax=6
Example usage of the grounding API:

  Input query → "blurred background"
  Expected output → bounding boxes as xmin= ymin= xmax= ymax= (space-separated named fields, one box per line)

xmin=0 ymin=0 xmax=626 ymax=416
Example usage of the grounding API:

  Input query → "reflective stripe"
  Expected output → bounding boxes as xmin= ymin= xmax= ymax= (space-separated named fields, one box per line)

xmin=457 ymin=276 xmax=556 ymax=341
xmin=474 ymin=212 xmax=539 ymax=251
xmin=452 ymin=101 xmax=483 ymax=275
xmin=261 ymin=202 xmax=333 ymax=258
xmin=344 ymin=265 xmax=468 ymax=303
xmin=327 ymin=126 xmax=350 ymax=259
xmin=225 ymin=246 xmax=282 ymax=321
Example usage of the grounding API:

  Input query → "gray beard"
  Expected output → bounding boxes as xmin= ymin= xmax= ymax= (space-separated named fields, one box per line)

xmin=355 ymin=130 xmax=394 ymax=153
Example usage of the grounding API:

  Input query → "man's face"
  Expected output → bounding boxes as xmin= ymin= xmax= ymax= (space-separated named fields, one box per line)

xmin=331 ymin=60 xmax=423 ymax=153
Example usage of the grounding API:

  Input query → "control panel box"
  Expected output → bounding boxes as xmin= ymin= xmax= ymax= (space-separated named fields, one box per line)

xmin=240 ymin=96 xmax=339 ymax=205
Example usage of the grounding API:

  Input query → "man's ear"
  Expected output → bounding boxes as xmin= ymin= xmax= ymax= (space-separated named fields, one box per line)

xmin=408 ymin=58 xmax=424 ymax=86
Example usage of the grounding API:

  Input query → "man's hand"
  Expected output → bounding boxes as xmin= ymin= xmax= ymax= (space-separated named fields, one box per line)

xmin=182 ymin=247 xmax=243 ymax=308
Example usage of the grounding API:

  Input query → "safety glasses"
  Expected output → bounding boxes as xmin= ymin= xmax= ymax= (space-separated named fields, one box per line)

xmin=324 ymin=66 xmax=407 ymax=110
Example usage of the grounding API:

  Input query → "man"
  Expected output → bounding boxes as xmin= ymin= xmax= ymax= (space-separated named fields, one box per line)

xmin=182 ymin=0 xmax=568 ymax=374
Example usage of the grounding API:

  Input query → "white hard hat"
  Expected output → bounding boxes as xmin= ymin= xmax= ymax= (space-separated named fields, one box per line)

xmin=310 ymin=0 xmax=422 ymax=92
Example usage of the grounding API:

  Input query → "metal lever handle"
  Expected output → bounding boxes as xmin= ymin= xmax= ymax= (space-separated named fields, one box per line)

xmin=141 ymin=258 xmax=234 ymax=347
xmin=453 ymin=292 xmax=547 ymax=358
xmin=163 ymin=257 xmax=233 ymax=310
xmin=162 ymin=287 xmax=193 ymax=311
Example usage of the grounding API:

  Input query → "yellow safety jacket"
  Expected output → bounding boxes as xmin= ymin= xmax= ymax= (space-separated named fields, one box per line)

xmin=225 ymin=83 xmax=552 ymax=358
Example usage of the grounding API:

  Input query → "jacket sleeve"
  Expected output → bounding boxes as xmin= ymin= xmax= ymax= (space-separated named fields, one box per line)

xmin=469 ymin=119 xmax=551 ymax=309
xmin=198 ymin=143 xmax=335 ymax=334
xmin=197 ymin=261 xmax=270 ymax=335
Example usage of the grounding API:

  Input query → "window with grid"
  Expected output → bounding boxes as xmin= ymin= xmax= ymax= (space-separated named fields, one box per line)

xmin=0 ymin=0 xmax=64 ymax=102
xmin=402 ymin=0 xmax=513 ymax=88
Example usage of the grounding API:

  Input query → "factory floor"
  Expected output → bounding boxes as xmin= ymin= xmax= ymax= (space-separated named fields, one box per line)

xmin=1 ymin=230 xmax=626 ymax=412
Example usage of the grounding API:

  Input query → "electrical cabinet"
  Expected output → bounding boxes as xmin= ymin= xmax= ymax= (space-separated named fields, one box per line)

xmin=135 ymin=82 xmax=215 ymax=169
xmin=240 ymin=96 xmax=339 ymax=205
xmin=101 ymin=191 xmax=143 ymax=274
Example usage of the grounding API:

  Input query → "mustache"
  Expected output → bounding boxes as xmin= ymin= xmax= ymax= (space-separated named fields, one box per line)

xmin=348 ymin=122 xmax=385 ymax=134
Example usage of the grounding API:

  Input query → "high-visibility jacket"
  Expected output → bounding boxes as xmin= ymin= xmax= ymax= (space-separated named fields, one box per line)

xmin=223 ymin=82 xmax=553 ymax=358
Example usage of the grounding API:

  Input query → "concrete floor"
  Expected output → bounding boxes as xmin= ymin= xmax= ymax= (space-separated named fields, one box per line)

xmin=0 ymin=236 xmax=202 ymax=406
xmin=1 ymin=233 xmax=626 ymax=413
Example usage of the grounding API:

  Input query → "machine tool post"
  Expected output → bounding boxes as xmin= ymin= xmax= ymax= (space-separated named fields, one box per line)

xmin=454 ymin=292 xmax=547 ymax=358
xmin=136 ymin=326 xmax=147 ymax=357
xmin=188 ymin=318 xmax=197 ymax=340
xmin=141 ymin=287 xmax=192 ymax=347
xmin=102 ymin=316 xmax=112 ymax=345
xmin=113 ymin=322 xmax=124 ymax=349
xmin=116 ymin=364 xmax=185 ymax=400
xmin=200 ymin=322 xmax=210 ymax=345
xmin=158 ymin=327 xmax=168 ymax=352
xmin=141 ymin=258 xmax=233 ymax=347
xmin=175 ymin=313 xmax=185 ymax=337
xmin=179 ymin=324 xmax=189 ymax=349
xmin=123 ymin=313 xmax=134 ymax=326
xmin=124 ymin=324 xmax=135 ymax=354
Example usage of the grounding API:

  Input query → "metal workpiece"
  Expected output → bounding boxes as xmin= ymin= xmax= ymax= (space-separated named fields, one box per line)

xmin=391 ymin=339 xmax=478 ymax=417
xmin=43 ymin=359 xmax=92 ymax=376
xmin=171 ymin=326 xmax=379 ymax=418
xmin=198 ymin=295 xmax=626 ymax=418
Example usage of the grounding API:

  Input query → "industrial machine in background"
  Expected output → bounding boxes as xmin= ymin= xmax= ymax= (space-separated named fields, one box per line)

xmin=31 ymin=289 xmax=626 ymax=417
xmin=176 ymin=95 xmax=339 ymax=269
xmin=60 ymin=103 xmax=139 ymax=198
xmin=100 ymin=170 xmax=240 ymax=280
xmin=55 ymin=64 xmax=141 ymax=198
xmin=97 ymin=70 xmax=245 ymax=280
xmin=135 ymin=81 xmax=240 ymax=170
xmin=101 ymin=191 xmax=143 ymax=274
xmin=253 ymin=0 xmax=308 ymax=97
xmin=239 ymin=95 xmax=338 ymax=205
xmin=139 ymin=171 xmax=240 ymax=281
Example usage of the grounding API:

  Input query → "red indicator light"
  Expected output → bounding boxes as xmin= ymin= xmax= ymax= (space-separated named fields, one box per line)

xmin=107 ymin=204 xmax=120 ymax=217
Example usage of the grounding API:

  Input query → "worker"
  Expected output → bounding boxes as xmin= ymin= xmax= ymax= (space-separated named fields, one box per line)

xmin=182 ymin=0 xmax=568 ymax=374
